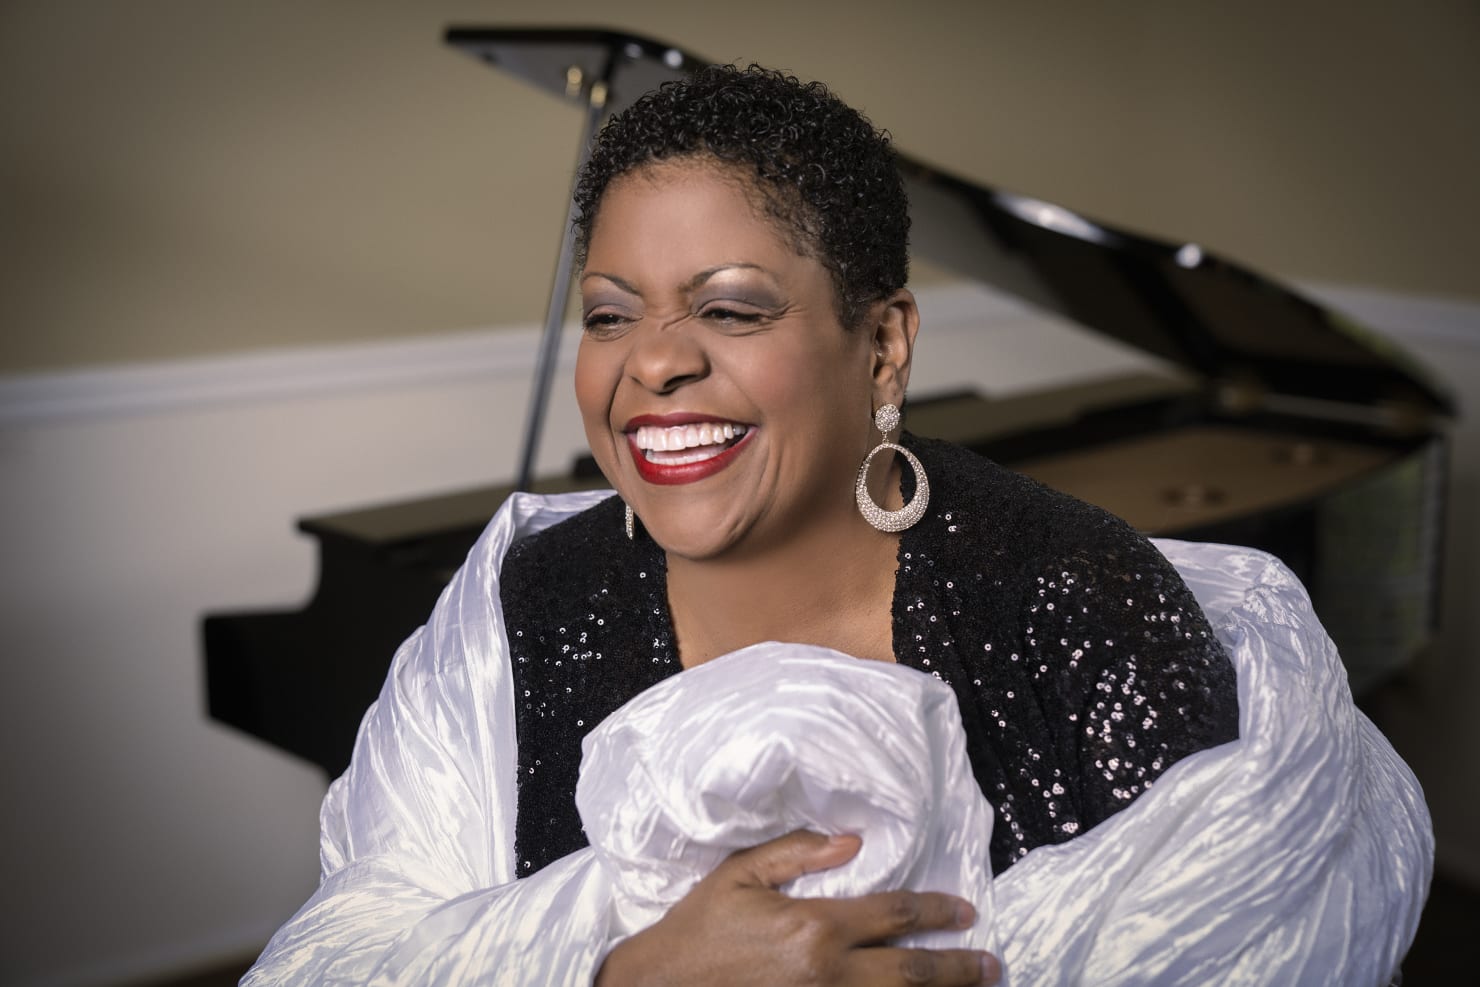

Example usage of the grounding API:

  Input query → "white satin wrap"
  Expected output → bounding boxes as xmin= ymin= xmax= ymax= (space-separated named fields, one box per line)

xmin=246 ymin=491 xmax=1432 ymax=986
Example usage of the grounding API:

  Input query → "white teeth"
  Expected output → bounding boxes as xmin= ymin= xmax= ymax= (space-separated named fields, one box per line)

xmin=633 ymin=422 xmax=748 ymax=454
xmin=649 ymin=445 xmax=726 ymax=466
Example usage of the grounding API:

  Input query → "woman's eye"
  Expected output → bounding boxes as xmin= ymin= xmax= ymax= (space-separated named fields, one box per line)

xmin=582 ymin=311 xmax=631 ymax=338
xmin=700 ymin=305 xmax=763 ymax=326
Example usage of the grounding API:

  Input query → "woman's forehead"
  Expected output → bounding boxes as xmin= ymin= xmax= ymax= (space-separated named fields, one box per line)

xmin=589 ymin=161 xmax=821 ymax=281
xmin=593 ymin=162 xmax=782 ymax=243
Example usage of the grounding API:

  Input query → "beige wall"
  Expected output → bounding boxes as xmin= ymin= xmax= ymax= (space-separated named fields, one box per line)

xmin=2 ymin=0 xmax=1478 ymax=374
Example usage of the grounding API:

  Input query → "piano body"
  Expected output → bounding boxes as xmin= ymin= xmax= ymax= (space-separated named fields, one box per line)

xmin=204 ymin=28 xmax=1453 ymax=778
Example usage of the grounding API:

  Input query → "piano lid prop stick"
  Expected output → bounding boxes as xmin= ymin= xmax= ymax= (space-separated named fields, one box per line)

xmin=515 ymin=74 xmax=609 ymax=492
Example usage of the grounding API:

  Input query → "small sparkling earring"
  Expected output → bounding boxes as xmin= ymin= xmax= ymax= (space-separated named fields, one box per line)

xmin=624 ymin=502 xmax=635 ymax=541
xmin=855 ymin=403 xmax=929 ymax=532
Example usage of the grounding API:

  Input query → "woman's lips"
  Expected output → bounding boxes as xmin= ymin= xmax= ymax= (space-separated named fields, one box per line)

xmin=625 ymin=418 xmax=755 ymax=486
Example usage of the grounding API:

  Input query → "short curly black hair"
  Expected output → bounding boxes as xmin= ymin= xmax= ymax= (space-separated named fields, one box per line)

xmin=574 ymin=63 xmax=910 ymax=330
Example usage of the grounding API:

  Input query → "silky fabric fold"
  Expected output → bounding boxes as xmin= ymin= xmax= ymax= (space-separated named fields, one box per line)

xmin=246 ymin=492 xmax=1431 ymax=986
xmin=576 ymin=643 xmax=998 ymax=949
xmin=989 ymin=540 xmax=1431 ymax=984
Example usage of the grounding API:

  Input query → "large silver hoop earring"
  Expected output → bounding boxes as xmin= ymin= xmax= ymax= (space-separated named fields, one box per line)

xmin=624 ymin=502 xmax=635 ymax=541
xmin=855 ymin=403 xmax=929 ymax=533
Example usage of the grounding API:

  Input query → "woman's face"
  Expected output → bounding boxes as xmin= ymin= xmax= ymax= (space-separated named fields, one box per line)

xmin=575 ymin=160 xmax=904 ymax=562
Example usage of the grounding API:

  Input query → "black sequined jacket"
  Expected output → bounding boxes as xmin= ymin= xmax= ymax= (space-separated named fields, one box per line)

xmin=499 ymin=435 xmax=1239 ymax=877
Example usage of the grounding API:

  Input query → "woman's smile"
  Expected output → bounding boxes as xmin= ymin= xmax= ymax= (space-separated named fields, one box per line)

xmin=626 ymin=415 xmax=756 ymax=485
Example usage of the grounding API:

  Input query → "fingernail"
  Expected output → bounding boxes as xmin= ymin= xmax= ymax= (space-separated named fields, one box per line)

xmin=979 ymin=953 xmax=1001 ymax=985
xmin=826 ymin=833 xmax=858 ymax=846
xmin=955 ymin=901 xmax=977 ymax=928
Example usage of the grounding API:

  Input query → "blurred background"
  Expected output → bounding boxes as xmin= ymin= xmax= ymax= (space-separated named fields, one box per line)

xmin=1 ymin=2 xmax=1476 ymax=984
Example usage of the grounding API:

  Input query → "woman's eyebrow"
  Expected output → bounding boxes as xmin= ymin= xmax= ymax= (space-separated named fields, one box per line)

xmin=682 ymin=263 xmax=767 ymax=292
xmin=579 ymin=271 xmax=639 ymax=294
xmin=581 ymin=264 xmax=772 ymax=296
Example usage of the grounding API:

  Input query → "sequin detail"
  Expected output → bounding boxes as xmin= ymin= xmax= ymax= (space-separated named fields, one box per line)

xmin=501 ymin=496 xmax=676 ymax=872
xmin=501 ymin=436 xmax=1239 ymax=876
xmin=889 ymin=438 xmax=1238 ymax=870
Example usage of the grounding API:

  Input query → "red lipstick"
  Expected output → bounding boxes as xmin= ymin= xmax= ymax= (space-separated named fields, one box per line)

xmin=625 ymin=417 xmax=755 ymax=486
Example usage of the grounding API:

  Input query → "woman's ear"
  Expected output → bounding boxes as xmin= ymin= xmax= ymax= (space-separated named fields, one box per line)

xmin=870 ymin=288 xmax=920 ymax=406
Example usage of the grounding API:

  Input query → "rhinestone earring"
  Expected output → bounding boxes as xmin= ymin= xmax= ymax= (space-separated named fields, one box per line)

xmin=624 ymin=502 xmax=635 ymax=541
xmin=855 ymin=403 xmax=929 ymax=533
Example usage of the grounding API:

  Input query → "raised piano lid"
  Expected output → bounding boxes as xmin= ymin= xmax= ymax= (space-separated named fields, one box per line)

xmin=444 ymin=25 xmax=1455 ymax=426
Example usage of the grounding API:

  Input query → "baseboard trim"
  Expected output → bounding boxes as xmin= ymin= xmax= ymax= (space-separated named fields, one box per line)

xmin=1 ymin=283 xmax=1473 ymax=428
xmin=0 ymin=325 xmax=552 ymax=426
xmin=1305 ymin=283 xmax=1480 ymax=348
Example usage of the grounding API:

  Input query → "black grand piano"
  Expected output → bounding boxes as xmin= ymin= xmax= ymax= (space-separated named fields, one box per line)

xmin=204 ymin=28 xmax=1454 ymax=779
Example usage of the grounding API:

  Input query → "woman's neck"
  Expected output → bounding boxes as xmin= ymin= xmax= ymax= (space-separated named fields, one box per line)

xmin=665 ymin=509 xmax=901 ymax=668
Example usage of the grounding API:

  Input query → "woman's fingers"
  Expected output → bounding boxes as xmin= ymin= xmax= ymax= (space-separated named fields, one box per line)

xmin=842 ymin=947 xmax=1001 ymax=987
xmin=724 ymin=832 xmax=979 ymax=942
xmin=662 ymin=831 xmax=1000 ymax=987
xmin=824 ymin=888 xmax=977 ymax=944
xmin=724 ymin=830 xmax=863 ymax=889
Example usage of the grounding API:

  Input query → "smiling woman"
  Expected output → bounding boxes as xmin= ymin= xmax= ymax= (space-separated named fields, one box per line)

xmin=243 ymin=65 xmax=1428 ymax=987
xmin=575 ymin=160 xmax=903 ymax=585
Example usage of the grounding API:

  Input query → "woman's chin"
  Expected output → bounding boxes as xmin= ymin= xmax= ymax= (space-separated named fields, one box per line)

xmin=639 ymin=509 xmax=756 ymax=563
xmin=643 ymin=527 xmax=740 ymax=564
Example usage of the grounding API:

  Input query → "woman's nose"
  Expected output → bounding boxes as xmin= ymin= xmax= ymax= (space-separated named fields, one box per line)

xmin=625 ymin=319 xmax=709 ymax=395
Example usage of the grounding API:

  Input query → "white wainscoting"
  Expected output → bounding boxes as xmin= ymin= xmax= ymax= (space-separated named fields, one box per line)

xmin=0 ymin=283 xmax=1475 ymax=985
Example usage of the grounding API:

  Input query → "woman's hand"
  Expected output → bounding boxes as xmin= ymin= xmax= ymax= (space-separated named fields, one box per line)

xmin=594 ymin=830 xmax=1000 ymax=987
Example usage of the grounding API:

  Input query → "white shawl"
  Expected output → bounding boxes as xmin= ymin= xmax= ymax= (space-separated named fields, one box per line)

xmin=245 ymin=491 xmax=1431 ymax=985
